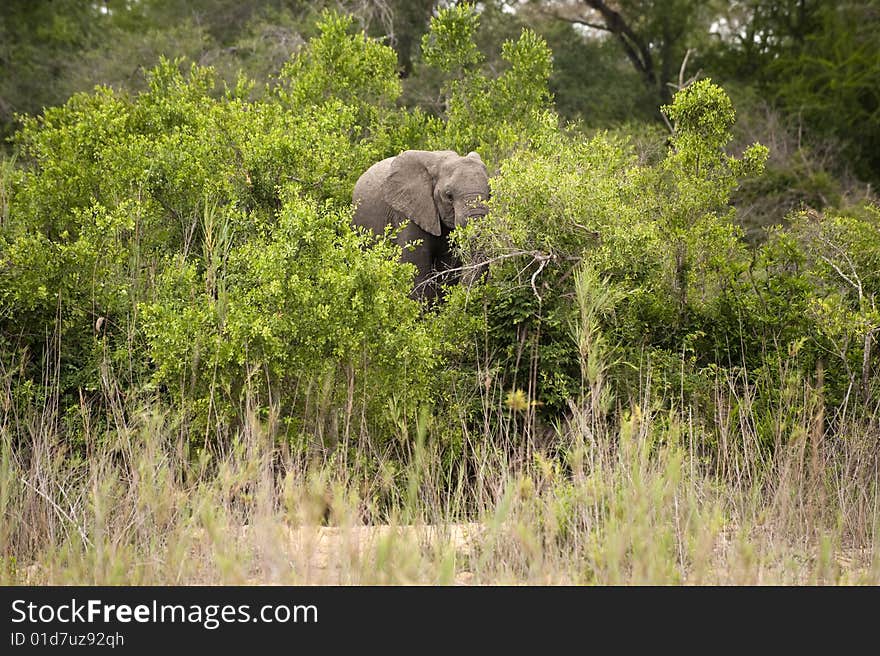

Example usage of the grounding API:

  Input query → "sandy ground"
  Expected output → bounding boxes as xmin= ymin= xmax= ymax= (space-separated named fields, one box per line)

xmin=273 ymin=523 xmax=485 ymax=584
xmin=256 ymin=523 xmax=877 ymax=585
xmin=19 ymin=523 xmax=876 ymax=584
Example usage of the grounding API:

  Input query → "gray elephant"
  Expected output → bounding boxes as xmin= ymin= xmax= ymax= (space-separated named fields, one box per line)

xmin=352 ymin=149 xmax=489 ymax=301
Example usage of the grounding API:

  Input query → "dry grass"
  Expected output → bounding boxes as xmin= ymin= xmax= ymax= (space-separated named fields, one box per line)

xmin=2 ymin=386 xmax=878 ymax=586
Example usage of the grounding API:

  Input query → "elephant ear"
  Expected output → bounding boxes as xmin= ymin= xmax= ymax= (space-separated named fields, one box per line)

xmin=466 ymin=151 xmax=483 ymax=162
xmin=382 ymin=150 xmax=442 ymax=236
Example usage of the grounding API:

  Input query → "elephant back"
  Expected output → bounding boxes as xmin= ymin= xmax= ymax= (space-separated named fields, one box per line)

xmin=352 ymin=157 xmax=396 ymax=234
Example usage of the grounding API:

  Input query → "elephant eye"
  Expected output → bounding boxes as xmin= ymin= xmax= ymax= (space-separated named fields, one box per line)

xmin=444 ymin=190 xmax=453 ymax=200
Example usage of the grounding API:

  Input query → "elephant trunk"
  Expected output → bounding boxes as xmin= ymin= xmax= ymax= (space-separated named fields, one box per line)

xmin=453 ymin=192 xmax=490 ymax=287
xmin=456 ymin=192 xmax=489 ymax=226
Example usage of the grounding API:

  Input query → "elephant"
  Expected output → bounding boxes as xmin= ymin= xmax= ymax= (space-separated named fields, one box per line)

xmin=352 ymin=149 xmax=490 ymax=301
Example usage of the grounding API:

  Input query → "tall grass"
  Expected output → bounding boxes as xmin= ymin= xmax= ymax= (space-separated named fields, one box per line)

xmin=1 ymin=276 xmax=879 ymax=585
xmin=1 ymin=377 xmax=878 ymax=583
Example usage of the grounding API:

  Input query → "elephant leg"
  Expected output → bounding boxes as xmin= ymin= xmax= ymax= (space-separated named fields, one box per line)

xmin=434 ymin=240 xmax=462 ymax=286
xmin=396 ymin=222 xmax=438 ymax=301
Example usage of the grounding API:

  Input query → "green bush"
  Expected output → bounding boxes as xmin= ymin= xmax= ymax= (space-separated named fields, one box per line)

xmin=3 ymin=6 xmax=879 ymax=469
xmin=1 ymin=12 xmax=422 ymax=441
xmin=141 ymin=191 xmax=435 ymax=446
xmin=448 ymin=80 xmax=769 ymax=419
xmin=0 ymin=8 xmax=565 ymax=458
xmin=420 ymin=4 xmax=558 ymax=165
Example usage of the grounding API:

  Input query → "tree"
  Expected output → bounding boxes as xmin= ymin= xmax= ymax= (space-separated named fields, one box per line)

xmin=704 ymin=1 xmax=880 ymax=183
xmin=0 ymin=0 xmax=100 ymax=141
xmin=765 ymin=3 xmax=880 ymax=182
xmin=533 ymin=0 xmax=718 ymax=110
xmin=389 ymin=0 xmax=437 ymax=77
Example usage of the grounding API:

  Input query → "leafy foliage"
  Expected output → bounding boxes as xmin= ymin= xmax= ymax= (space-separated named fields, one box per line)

xmin=420 ymin=5 xmax=557 ymax=164
xmin=1 ymin=13 xmax=433 ymax=448
xmin=1 ymin=5 xmax=879 ymax=472
xmin=768 ymin=3 xmax=880 ymax=181
xmin=141 ymin=192 xmax=435 ymax=443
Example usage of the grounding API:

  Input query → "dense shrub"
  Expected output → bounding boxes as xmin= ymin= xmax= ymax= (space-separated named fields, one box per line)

xmin=140 ymin=191 xmax=435 ymax=447
xmin=1 ymin=6 xmax=879 ymax=467
xmin=1 ymin=11 xmax=428 ymax=444
xmin=0 ymin=8 xmax=559 ymax=455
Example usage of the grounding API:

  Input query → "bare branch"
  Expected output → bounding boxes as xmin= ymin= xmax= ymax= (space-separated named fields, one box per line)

xmin=818 ymin=253 xmax=860 ymax=300
xmin=816 ymin=232 xmax=863 ymax=304
xmin=530 ymin=253 xmax=552 ymax=301
xmin=666 ymin=49 xmax=701 ymax=92
xmin=678 ymin=48 xmax=693 ymax=89
xmin=660 ymin=109 xmax=674 ymax=134
xmin=580 ymin=0 xmax=657 ymax=87
xmin=415 ymin=249 xmax=558 ymax=300
xmin=534 ymin=3 xmax=611 ymax=33
xmin=563 ymin=18 xmax=610 ymax=32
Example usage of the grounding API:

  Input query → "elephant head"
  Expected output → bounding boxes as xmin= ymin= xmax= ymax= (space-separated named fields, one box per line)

xmin=381 ymin=150 xmax=490 ymax=236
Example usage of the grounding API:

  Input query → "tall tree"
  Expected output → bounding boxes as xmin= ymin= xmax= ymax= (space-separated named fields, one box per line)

xmin=0 ymin=0 xmax=100 ymax=140
xmin=709 ymin=1 xmax=880 ymax=181
xmin=533 ymin=0 xmax=718 ymax=109
xmin=767 ymin=2 xmax=880 ymax=181
xmin=390 ymin=0 xmax=437 ymax=77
